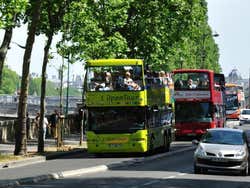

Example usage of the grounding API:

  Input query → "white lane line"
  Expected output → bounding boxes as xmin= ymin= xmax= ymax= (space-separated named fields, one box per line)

xmin=178 ymin=173 xmax=187 ymax=176
xmin=143 ymin=180 xmax=160 ymax=186
xmin=162 ymin=175 xmax=176 ymax=179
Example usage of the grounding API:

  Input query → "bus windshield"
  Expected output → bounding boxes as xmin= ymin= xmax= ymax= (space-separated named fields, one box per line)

xmin=174 ymin=72 xmax=209 ymax=90
xmin=86 ymin=65 xmax=143 ymax=91
xmin=88 ymin=107 xmax=146 ymax=133
xmin=225 ymin=94 xmax=239 ymax=110
xmin=175 ymin=102 xmax=212 ymax=122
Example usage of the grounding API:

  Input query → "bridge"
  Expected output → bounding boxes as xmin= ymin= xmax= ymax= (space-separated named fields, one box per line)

xmin=0 ymin=95 xmax=82 ymax=116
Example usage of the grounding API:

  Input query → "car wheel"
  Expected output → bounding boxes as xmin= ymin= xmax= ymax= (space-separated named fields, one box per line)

xmin=194 ymin=164 xmax=202 ymax=174
xmin=241 ymin=163 xmax=248 ymax=176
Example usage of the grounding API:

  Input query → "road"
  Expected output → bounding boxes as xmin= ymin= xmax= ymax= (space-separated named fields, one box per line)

xmin=15 ymin=121 xmax=250 ymax=188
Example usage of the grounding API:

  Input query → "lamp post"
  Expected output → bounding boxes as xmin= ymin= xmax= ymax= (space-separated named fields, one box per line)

xmin=248 ymin=68 xmax=250 ymax=108
xmin=201 ymin=33 xmax=219 ymax=69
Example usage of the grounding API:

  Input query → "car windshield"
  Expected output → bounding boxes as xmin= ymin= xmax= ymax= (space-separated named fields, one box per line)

xmin=201 ymin=130 xmax=244 ymax=145
xmin=242 ymin=110 xmax=250 ymax=115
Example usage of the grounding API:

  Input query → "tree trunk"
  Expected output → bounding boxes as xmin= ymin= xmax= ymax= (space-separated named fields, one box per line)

xmin=0 ymin=27 xmax=14 ymax=87
xmin=14 ymin=0 xmax=42 ymax=155
xmin=38 ymin=32 xmax=53 ymax=153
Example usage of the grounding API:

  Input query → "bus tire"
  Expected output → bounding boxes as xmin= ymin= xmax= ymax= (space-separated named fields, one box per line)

xmin=163 ymin=134 xmax=170 ymax=152
xmin=146 ymin=136 xmax=154 ymax=156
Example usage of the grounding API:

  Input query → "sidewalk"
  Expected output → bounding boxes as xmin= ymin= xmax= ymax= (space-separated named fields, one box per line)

xmin=0 ymin=133 xmax=87 ymax=167
xmin=0 ymin=134 xmax=86 ymax=154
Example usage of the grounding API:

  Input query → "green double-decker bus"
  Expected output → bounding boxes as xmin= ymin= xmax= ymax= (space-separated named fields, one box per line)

xmin=85 ymin=59 xmax=173 ymax=154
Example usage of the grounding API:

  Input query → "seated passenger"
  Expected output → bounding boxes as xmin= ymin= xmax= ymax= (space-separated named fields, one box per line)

xmin=95 ymin=72 xmax=113 ymax=91
xmin=124 ymin=71 xmax=141 ymax=90
xmin=187 ymin=78 xmax=196 ymax=89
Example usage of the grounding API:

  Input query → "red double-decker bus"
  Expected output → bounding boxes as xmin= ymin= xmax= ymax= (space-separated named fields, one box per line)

xmin=173 ymin=69 xmax=226 ymax=138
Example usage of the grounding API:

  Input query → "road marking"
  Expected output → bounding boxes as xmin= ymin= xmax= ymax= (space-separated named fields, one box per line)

xmin=162 ymin=175 xmax=176 ymax=179
xmin=178 ymin=173 xmax=187 ymax=176
xmin=143 ymin=180 xmax=160 ymax=186
xmin=132 ymin=173 xmax=188 ymax=188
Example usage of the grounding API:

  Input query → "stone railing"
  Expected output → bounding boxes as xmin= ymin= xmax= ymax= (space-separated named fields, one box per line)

xmin=0 ymin=114 xmax=81 ymax=143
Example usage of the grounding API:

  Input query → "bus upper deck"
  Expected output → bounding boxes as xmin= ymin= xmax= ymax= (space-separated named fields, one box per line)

xmin=85 ymin=59 xmax=173 ymax=107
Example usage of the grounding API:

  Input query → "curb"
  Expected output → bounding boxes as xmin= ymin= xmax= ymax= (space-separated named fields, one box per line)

xmin=0 ymin=148 xmax=87 ymax=169
xmin=0 ymin=146 xmax=196 ymax=188
xmin=0 ymin=156 xmax=46 ymax=169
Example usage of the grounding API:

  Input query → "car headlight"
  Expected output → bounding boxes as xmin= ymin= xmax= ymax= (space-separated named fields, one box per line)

xmin=195 ymin=145 xmax=206 ymax=157
xmin=236 ymin=149 xmax=246 ymax=157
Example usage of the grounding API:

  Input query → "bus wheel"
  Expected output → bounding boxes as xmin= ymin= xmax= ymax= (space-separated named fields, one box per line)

xmin=163 ymin=134 xmax=170 ymax=152
xmin=146 ymin=136 xmax=154 ymax=156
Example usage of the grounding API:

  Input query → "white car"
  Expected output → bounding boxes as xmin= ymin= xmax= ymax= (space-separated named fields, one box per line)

xmin=239 ymin=109 xmax=250 ymax=126
xmin=193 ymin=128 xmax=249 ymax=176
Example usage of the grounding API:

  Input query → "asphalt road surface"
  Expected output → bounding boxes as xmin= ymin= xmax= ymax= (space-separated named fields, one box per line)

xmin=18 ymin=149 xmax=250 ymax=188
xmin=18 ymin=139 xmax=250 ymax=188
xmin=14 ymin=120 xmax=250 ymax=188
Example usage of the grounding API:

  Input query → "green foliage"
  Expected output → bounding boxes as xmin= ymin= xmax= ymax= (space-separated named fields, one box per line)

xmin=0 ymin=66 xmax=19 ymax=94
xmin=59 ymin=0 xmax=221 ymax=73
xmin=0 ymin=0 xmax=29 ymax=28
xmin=29 ymin=77 xmax=81 ymax=96
xmin=59 ymin=0 xmax=130 ymax=60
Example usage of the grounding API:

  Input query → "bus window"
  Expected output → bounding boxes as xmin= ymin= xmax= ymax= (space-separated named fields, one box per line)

xmin=88 ymin=108 xmax=146 ymax=133
xmin=174 ymin=72 xmax=209 ymax=90
xmin=86 ymin=65 xmax=143 ymax=92
xmin=175 ymin=102 xmax=212 ymax=123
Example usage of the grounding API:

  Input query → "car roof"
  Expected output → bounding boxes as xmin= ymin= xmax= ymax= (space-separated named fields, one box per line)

xmin=208 ymin=128 xmax=243 ymax=133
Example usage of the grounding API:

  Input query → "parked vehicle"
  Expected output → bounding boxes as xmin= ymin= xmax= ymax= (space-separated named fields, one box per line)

xmin=239 ymin=109 xmax=250 ymax=126
xmin=193 ymin=128 xmax=249 ymax=175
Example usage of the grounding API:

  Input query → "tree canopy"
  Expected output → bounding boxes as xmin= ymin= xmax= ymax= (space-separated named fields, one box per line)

xmin=59 ymin=0 xmax=221 ymax=73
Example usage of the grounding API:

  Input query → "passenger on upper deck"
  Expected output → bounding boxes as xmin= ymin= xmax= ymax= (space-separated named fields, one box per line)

xmin=187 ymin=78 xmax=197 ymax=89
xmin=124 ymin=71 xmax=141 ymax=90
xmin=95 ymin=72 xmax=113 ymax=91
xmin=159 ymin=71 xmax=168 ymax=86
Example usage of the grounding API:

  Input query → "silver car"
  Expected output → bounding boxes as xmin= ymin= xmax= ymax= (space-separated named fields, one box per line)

xmin=239 ymin=109 xmax=250 ymax=126
xmin=193 ymin=128 xmax=249 ymax=175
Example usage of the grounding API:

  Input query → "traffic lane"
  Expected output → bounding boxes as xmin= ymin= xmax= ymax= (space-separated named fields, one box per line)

xmin=19 ymin=149 xmax=250 ymax=188
xmin=226 ymin=120 xmax=250 ymax=129
xmin=0 ymin=141 xmax=192 ymax=181
xmin=59 ymin=141 xmax=192 ymax=159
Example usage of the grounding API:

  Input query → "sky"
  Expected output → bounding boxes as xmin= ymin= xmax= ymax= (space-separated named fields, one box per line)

xmin=1 ymin=0 xmax=250 ymax=79
xmin=0 ymin=26 xmax=84 ymax=81
xmin=206 ymin=0 xmax=250 ymax=79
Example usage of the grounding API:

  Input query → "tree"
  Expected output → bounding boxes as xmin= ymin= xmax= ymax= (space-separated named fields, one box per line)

xmin=0 ymin=65 xmax=19 ymax=94
xmin=0 ymin=0 xmax=28 ymax=87
xmin=34 ymin=0 xmax=73 ymax=152
xmin=14 ymin=0 xmax=42 ymax=155
xmin=60 ymin=0 xmax=221 ymax=73
xmin=60 ymin=0 xmax=130 ymax=60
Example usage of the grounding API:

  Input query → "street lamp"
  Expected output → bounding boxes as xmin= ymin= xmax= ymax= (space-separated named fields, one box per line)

xmin=201 ymin=32 xmax=219 ymax=69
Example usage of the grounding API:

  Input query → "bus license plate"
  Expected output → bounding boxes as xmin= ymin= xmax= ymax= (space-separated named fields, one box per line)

xmin=109 ymin=144 xmax=121 ymax=148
